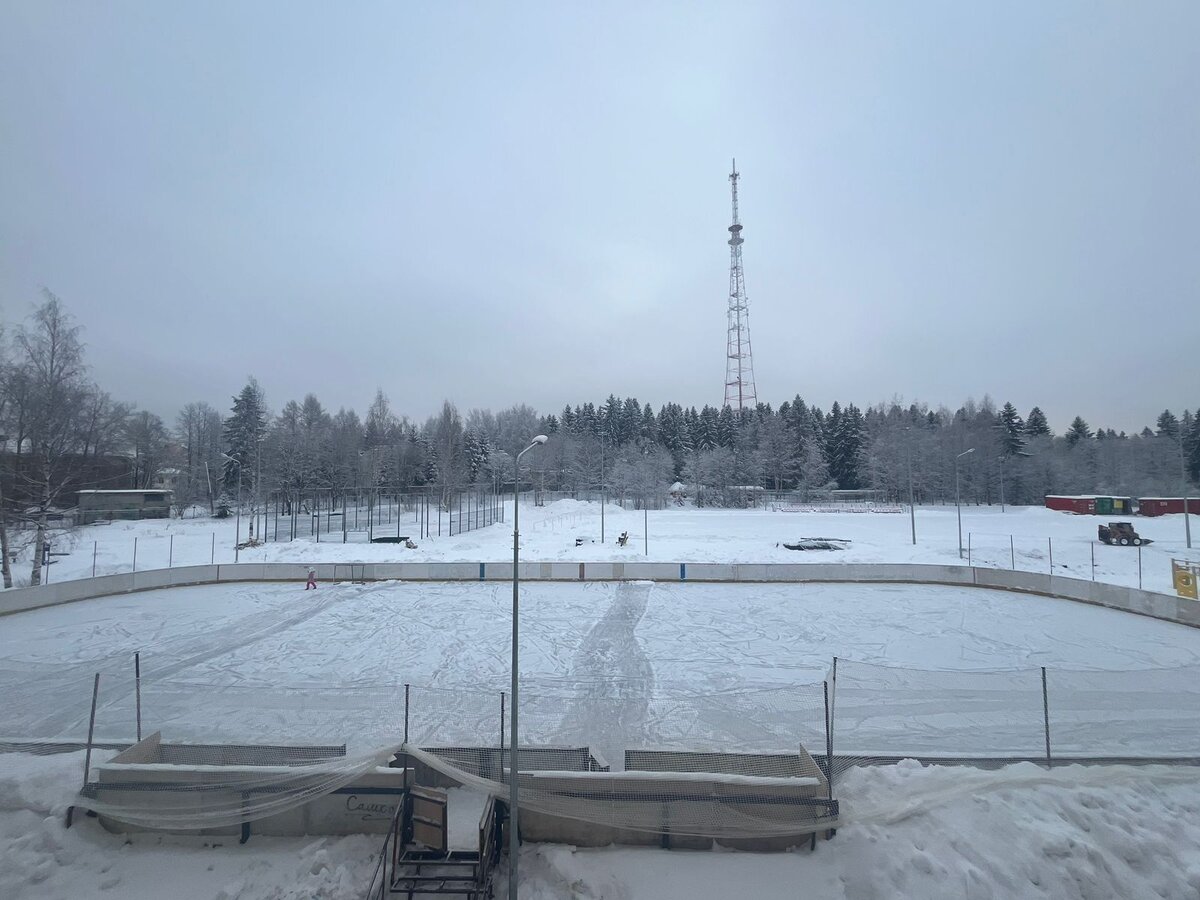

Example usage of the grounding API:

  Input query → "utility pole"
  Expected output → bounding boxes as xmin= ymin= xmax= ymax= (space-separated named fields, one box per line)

xmin=1182 ymin=435 xmax=1193 ymax=549
xmin=907 ymin=441 xmax=916 ymax=545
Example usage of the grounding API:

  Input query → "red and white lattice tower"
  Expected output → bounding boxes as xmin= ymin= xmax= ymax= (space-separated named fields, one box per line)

xmin=723 ymin=159 xmax=758 ymax=411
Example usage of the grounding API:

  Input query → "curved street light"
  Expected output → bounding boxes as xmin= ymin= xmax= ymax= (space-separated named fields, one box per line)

xmin=510 ymin=434 xmax=547 ymax=898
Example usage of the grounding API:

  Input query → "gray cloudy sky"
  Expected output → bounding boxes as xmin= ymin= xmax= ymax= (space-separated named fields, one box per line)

xmin=2 ymin=1 xmax=1197 ymax=433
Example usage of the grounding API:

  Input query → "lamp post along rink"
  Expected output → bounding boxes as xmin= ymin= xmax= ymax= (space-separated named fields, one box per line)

xmin=510 ymin=434 xmax=547 ymax=897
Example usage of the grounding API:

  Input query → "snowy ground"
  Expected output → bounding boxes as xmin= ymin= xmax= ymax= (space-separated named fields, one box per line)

xmin=15 ymin=501 xmax=1200 ymax=595
xmin=5 ymin=500 xmax=1200 ymax=898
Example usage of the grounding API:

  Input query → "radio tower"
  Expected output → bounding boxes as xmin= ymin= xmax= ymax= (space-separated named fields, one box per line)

xmin=723 ymin=159 xmax=758 ymax=411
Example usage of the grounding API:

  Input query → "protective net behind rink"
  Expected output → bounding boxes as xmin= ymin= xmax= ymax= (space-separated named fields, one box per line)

xmin=8 ymin=659 xmax=1200 ymax=838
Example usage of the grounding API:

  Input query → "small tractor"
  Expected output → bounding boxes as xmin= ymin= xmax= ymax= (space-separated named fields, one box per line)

xmin=1097 ymin=522 xmax=1153 ymax=547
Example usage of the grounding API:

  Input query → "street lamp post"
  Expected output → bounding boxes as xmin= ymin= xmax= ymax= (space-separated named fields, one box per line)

xmin=908 ymin=450 xmax=916 ymax=545
xmin=222 ymin=453 xmax=243 ymax=562
xmin=599 ymin=441 xmax=606 ymax=544
xmin=906 ymin=431 xmax=916 ymax=545
xmin=955 ymin=448 xmax=975 ymax=559
xmin=510 ymin=434 xmax=547 ymax=899
xmin=1181 ymin=436 xmax=1193 ymax=550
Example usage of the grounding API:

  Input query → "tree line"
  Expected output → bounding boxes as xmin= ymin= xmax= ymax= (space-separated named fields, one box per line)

xmin=2 ymin=293 xmax=1197 ymax=587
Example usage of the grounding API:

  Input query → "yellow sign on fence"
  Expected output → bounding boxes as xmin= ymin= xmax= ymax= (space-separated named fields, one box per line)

xmin=1174 ymin=559 xmax=1200 ymax=600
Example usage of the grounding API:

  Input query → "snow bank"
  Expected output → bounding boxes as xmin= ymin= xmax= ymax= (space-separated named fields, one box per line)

xmin=6 ymin=756 xmax=1200 ymax=898
xmin=512 ymin=761 xmax=1200 ymax=900
xmin=0 ymin=752 xmax=380 ymax=900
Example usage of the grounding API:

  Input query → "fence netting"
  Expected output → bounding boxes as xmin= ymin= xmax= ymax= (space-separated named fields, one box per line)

xmin=5 ymin=659 xmax=1200 ymax=839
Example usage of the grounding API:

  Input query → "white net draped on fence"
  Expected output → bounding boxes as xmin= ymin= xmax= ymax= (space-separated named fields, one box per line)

xmin=6 ymin=659 xmax=1200 ymax=838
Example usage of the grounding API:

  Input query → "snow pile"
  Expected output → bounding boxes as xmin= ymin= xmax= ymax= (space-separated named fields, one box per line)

xmin=513 ymin=761 xmax=1200 ymax=900
xmin=6 ymin=752 xmax=1200 ymax=898
xmin=0 ymin=752 xmax=380 ymax=900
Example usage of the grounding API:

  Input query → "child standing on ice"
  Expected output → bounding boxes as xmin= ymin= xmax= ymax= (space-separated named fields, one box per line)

xmin=305 ymin=568 xmax=317 ymax=590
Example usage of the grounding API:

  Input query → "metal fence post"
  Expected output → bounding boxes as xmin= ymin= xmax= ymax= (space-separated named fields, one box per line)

xmin=132 ymin=537 xmax=138 ymax=573
xmin=168 ymin=535 xmax=173 ymax=569
xmin=1041 ymin=666 xmax=1052 ymax=769
xmin=211 ymin=532 xmax=216 ymax=564
xmin=1048 ymin=538 xmax=1053 ymax=574
xmin=967 ymin=532 xmax=972 ymax=566
xmin=823 ymin=680 xmax=832 ymax=792
xmin=829 ymin=657 xmax=838 ymax=797
xmin=92 ymin=541 xmax=98 ymax=578
xmin=135 ymin=651 xmax=142 ymax=741
xmin=1091 ymin=542 xmax=1095 ymax=581
xmin=500 ymin=691 xmax=506 ymax=753
xmin=66 ymin=672 xmax=101 ymax=827
xmin=1010 ymin=535 xmax=1015 ymax=570
xmin=403 ymin=683 xmax=410 ymax=744
xmin=1138 ymin=543 xmax=1143 ymax=589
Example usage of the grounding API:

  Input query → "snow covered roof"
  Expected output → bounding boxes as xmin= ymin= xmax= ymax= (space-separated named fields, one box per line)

xmin=77 ymin=489 xmax=174 ymax=495
xmin=1045 ymin=495 xmax=1128 ymax=500
xmin=670 ymin=481 xmax=684 ymax=492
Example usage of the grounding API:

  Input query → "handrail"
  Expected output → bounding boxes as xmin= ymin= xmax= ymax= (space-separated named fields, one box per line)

xmin=362 ymin=798 xmax=405 ymax=900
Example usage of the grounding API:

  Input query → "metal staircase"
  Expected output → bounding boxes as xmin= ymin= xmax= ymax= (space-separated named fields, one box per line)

xmin=365 ymin=786 xmax=503 ymax=900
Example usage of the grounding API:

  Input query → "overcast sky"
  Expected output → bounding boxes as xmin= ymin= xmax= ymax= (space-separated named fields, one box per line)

xmin=2 ymin=1 xmax=1197 ymax=434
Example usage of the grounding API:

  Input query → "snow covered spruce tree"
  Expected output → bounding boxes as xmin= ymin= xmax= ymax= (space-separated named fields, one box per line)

xmin=1065 ymin=416 xmax=1093 ymax=447
xmin=997 ymin=403 xmax=1027 ymax=458
xmin=1025 ymin=407 xmax=1051 ymax=437
xmin=222 ymin=377 xmax=268 ymax=501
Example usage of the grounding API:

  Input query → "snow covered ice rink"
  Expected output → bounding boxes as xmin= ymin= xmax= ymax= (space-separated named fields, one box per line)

xmin=4 ymin=500 xmax=1200 ymax=898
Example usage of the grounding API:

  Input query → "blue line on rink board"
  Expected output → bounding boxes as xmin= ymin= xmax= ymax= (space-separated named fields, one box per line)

xmin=479 ymin=563 xmax=485 ymax=580
xmin=680 ymin=563 xmax=686 ymax=580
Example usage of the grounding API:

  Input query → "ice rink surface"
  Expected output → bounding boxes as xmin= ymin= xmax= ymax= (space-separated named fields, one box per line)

xmin=5 ymin=577 xmax=1200 ymax=759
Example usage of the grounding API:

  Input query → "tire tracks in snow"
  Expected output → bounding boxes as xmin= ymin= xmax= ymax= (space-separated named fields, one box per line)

xmin=552 ymin=581 xmax=655 ymax=770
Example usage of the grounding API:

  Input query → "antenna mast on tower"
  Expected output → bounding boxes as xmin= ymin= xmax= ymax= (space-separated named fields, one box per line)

xmin=723 ymin=159 xmax=758 ymax=412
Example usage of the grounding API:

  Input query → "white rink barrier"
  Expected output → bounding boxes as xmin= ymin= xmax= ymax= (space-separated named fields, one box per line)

xmin=2 ymin=561 xmax=1197 ymax=629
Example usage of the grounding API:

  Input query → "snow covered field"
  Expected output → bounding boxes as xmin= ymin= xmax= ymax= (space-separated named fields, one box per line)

xmin=5 ymin=500 xmax=1200 ymax=898
xmin=17 ymin=501 xmax=1200 ymax=595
